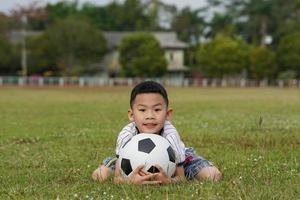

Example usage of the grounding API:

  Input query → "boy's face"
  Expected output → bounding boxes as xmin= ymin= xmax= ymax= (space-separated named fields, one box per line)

xmin=128 ymin=93 xmax=172 ymax=134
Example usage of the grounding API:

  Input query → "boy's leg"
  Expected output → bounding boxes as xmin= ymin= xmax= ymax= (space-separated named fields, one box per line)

xmin=92 ymin=157 xmax=117 ymax=181
xmin=92 ymin=165 xmax=112 ymax=181
xmin=184 ymin=148 xmax=222 ymax=182
xmin=194 ymin=166 xmax=222 ymax=182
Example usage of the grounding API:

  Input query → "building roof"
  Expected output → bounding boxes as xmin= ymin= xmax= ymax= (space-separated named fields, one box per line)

xmin=103 ymin=31 xmax=188 ymax=50
xmin=9 ymin=30 xmax=188 ymax=49
xmin=9 ymin=30 xmax=42 ymax=44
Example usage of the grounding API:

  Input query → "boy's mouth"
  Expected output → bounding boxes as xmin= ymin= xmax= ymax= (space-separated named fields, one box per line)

xmin=143 ymin=123 xmax=157 ymax=129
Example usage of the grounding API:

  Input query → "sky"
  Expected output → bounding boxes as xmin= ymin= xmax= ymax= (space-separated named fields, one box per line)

xmin=0 ymin=0 xmax=208 ymax=14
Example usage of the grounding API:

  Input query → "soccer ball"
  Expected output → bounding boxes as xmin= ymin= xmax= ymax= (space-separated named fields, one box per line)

xmin=118 ymin=133 xmax=176 ymax=178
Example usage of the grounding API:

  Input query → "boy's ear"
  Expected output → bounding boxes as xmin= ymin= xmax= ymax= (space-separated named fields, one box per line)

xmin=128 ymin=109 xmax=134 ymax=121
xmin=166 ymin=108 xmax=173 ymax=120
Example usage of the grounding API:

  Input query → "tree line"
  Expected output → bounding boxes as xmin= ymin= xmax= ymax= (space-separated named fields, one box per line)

xmin=0 ymin=0 xmax=299 ymax=79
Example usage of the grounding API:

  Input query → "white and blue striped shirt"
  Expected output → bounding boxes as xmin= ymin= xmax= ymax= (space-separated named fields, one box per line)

xmin=115 ymin=121 xmax=186 ymax=165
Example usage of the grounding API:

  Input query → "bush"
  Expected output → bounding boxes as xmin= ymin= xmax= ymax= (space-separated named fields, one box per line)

xmin=196 ymin=34 xmax=250 ymax=78
xmin=119 ymin=32 xmax=167 ymax=77
xmin=277 ymin=31 xmax=300 ymax=78
xmin=278 ymin=70 xmax=297 ymax=80
xmin=28 ymin=16 xmax=107 ymax=76
xmin=249 ymin=45 xmax=277 ymax=79
xmin=0 ymin=35 xmax=19 ymax=75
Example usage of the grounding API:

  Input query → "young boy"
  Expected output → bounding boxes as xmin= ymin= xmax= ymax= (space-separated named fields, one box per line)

xmin=92 ymin=81 xmax=221 ymax=184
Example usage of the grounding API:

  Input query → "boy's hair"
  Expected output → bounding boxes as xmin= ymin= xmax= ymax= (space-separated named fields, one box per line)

xmin=130 ymin=81 xmax=169 ymax=108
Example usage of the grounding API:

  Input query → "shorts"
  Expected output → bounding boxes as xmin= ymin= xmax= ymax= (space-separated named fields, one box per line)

xmin=183 ymin=147 xmax=213 ymax=180
xmin=102 ymin=147 xmax=213 ymax=180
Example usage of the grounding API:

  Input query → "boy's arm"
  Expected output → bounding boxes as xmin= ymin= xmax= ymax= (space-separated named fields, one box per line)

xmin=114 ymin=159 xmax=161 ymax=185
xmin=154 ymin=165 xmax=186 ymax=184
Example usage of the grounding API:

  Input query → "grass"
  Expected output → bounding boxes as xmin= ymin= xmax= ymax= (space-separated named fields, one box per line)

xmin=0 ymin=87 xmax=299 ymax=200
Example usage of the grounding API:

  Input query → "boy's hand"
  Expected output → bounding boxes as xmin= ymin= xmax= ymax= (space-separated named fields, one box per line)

xmin=153 ymin=165 xmax=172 ymax=184
xmin=128 ymin=165 xmax=161 ymax=185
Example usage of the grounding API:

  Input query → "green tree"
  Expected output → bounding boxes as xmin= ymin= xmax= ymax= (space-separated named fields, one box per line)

xmin=117 ymin=0 xmax=151 ymax=31
xmin=249 ymin=45 xmax=277 ymax=79
xmin=27 ymin=34 xmax=57 ymax=75
xmin=80 ymin=0 xmax=156 ymax=31
xmin=171 ymin=7 xmax=205 ymax=45
xmin=46 ymin=1 xmax=79 ymax=24
xmin=0 ymin=35 xmax=19 ymax=75
xmin=272 ymin=0 xmax=300 ymax=44
xmin=9 ymin=2 xmax=48 ymax=31
xmin=196 ymin=34 xmax=250 ymax=78
xmin=0 ymin=35 xmax=12 ymax=74
xmin=80 ymin=2 xmax=124 ymax=31
xmin=119 ymin=32 xmax=167 ymax=77
xmin=0 ymin=13 xmax=11 ymax=34
xmin=28 ymin=16 xmax=107 ymax=75
xmin=205 ymin=0 xmax=300 ymax=45
xmin=277 ymin=31 xmax=300 ymax=77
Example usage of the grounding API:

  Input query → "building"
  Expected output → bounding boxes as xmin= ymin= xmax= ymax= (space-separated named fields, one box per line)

xmin=101 ymin=32 xmax=188 ymax=79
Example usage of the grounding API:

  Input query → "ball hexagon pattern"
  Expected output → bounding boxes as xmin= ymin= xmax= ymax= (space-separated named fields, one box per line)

xmin=138 ymin=138 xmax=156 ymax=153
xmin=118 ymin=133 xmax=176 ymax=177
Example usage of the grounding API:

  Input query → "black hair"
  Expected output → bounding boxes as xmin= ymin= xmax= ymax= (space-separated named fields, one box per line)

xmin=130 ymin=81 xmax=169 ymax=108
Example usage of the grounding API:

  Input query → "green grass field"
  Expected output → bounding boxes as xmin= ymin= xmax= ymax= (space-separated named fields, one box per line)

xmin=0 ymin=87 xmax=299 ymax=200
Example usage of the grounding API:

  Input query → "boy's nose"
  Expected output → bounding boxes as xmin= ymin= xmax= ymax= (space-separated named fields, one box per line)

xmin=145 ymin=111 xmax=155 ymax=119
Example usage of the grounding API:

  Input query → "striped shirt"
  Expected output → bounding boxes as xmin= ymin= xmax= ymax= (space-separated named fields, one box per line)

xmin=115 ymin=121 xmax=186 ymax=165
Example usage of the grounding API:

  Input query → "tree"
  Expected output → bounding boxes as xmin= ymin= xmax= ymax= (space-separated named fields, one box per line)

xmin=27 ymin=16 xmax=107 ymax=75
xmin=171 ymin=7 xmax=205 ymax=45
xmin=80 ymin=0 xmax=160 ymax=31
xmin=119 ymin=32 xmax=167 ymax=77
xmin=209 ymin=13 xmax=235 ymax=38
xmin=205 ymin=0 xmax=243 ymax=39
xmin=204 ymin=0 xmax=300 ymax=46
xmin=271 ymin=0 xmax=300 ymax=44
xmin=249 ymin=45 xmax=277 ymax=79
xmin=9 ymin=1 xmax=48 ymax=31
xmin=196 ymin=34 xmax=250 ymax=78
xmin=80 ymin=2 xmax=126 ymax=31
xmin=0 ymin=13 xmax=11 ymax=34
xmin=0 ymin=35 xmax=19 ymax=75
xmin=116 ymin=0 xmax=151 ymax=31
xmin=27 ymin=34 xmax=57 ymax=75
xmin=46 ymin=1 xmax=79 ymax=24
xmin=277 ymin=31 xmax=300 ymax=77
xmin=0 ymin=35 xmax=12 ymax=73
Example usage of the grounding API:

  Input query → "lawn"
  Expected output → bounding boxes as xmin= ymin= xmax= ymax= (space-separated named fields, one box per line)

xmin=0 ymin=87 xmax=299 ymax=200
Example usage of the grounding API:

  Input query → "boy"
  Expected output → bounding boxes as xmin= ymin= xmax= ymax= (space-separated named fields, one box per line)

xmin=92 ymin=81 xmax=221 ymax=184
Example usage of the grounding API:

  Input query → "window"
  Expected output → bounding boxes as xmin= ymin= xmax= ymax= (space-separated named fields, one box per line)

xmin=169 ymin=52 xmax=174 ymax=61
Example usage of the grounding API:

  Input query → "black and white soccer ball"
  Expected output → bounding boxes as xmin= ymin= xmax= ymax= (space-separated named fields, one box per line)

xmin=118 ymin=133 xmax=176 ymax=177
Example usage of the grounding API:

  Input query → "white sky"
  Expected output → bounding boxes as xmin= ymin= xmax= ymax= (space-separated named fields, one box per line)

xmin=0 ymin=0 xmax=208 ymax=14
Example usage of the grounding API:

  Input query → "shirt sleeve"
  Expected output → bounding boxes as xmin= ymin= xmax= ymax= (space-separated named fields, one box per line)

xmin=115 ymin=122 xmax=136 ymax=156
xmin=163 ymin=121 xmax=186 ymax=164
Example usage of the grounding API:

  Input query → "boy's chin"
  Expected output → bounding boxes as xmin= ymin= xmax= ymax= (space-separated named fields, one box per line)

xmin=140 ymin=132 xmax=158 ymax=134
xmin=139 ymin=129 xmax=161 ymax=134
xmin=138 ymin=125 xmax=163 ymax=134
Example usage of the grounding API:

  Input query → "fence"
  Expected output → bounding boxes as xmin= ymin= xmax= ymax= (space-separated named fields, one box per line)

xmin=0 ymin=76 xmax=299 ymax=87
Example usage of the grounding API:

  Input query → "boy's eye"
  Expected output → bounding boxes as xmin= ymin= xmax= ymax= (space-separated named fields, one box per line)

xmin=155 ymin=108 xmax=162 ymax=112
xmin=138 ymin=109 xmax=146 ymax=112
